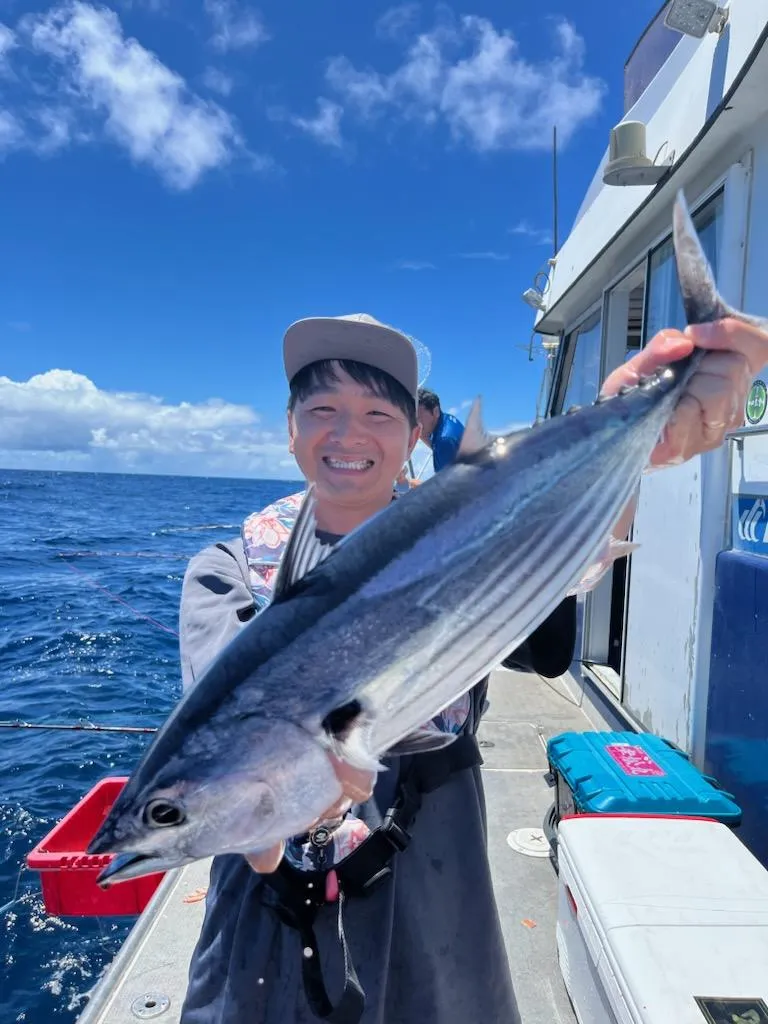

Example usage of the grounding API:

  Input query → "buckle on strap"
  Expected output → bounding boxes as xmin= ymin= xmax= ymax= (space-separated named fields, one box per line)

xmin=379 ymin=810 xmax=412 ymax=853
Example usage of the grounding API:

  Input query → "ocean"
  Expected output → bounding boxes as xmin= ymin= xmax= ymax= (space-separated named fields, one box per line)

xmin=0 ymin=468 xmax=299 ymax=1024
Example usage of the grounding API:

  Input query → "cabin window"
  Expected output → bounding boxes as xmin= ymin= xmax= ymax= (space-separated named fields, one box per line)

xmin=623 ymin=1 xmax=682 ymax=112
xmin=644 ymin=189 xmax=724 ymax=342
xmin=552 ymin=309 xmax=602 ymax=414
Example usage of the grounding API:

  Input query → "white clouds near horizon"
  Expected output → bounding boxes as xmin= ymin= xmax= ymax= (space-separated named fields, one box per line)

xmin=0 ymin=369 xmax=298 ymax=479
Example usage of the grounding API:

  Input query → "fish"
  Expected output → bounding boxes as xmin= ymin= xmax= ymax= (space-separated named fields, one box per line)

xmin=88 ymin=190 xmax=767 ymax=884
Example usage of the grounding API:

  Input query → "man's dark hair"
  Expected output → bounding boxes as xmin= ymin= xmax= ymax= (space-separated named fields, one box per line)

xmin=288 ymin=358 xmax=418 ymax=428
xmin=417 ymin=387 xmax=440 ymax=412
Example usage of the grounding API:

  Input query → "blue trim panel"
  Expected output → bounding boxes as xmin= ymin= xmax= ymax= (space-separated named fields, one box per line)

xmin=704 ymin=550 xmax=768 ymax=868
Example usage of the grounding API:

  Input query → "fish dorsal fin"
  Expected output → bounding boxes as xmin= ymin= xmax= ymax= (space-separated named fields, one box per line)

xmin=457 ymin=396 xmax=491 ymax=459
xmin=271 ymin=485 xmax=334 ymax=600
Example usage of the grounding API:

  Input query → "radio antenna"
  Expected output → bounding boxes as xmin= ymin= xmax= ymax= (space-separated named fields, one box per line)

xmin=552 ymin=125 xmax=559 ymax=256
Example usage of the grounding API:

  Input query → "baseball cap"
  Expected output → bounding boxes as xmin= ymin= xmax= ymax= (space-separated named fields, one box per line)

xmin=283 ymin=313 xmax=419 ymax=399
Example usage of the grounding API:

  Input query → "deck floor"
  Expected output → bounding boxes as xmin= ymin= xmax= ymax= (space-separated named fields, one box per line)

xmin=77 ymin=666 xmax=604 ymax=1023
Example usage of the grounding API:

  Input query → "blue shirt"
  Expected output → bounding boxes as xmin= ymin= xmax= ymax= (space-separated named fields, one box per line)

xmin=430 ymin=412 xmax=465 ymax=472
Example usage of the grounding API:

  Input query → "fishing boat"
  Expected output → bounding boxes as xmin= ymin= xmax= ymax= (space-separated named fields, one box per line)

xmin=529 ymin=0 xmax=768 ymax=874
xmin=30 ymin=1 xmax=768 ymax=1020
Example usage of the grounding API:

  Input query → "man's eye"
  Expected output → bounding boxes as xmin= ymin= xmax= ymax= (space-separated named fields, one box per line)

xmin=311 ymin=405 xmax=335 ymax=414
xmin=368 ymin=410 xmax=391 ymax=419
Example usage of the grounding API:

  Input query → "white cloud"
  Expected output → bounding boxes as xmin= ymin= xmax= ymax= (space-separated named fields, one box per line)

xmin=291 ymin=98 xmax=343 ymax=148
xmin=202 ymin=66 xmax=234 ymax=96
xmin=0 ymin=109 xmax=24 ymax=150
xmin=509 ymin=220 xmax=553 ymax=246
xmin=0 ymin=3 xmax=264 ymax=188
xmin=376 ymin=4 xmax=420 ymax=41
xmin=0 ymin=21 xmax=16 ymax=60
xmin=0 ymin=369 xmax=300 ymax=478
xmin=394 ymin=259 xmax=435 ymax=271
xmin=326 ymin=14 xmax=605 ymax=153
xmin=17 ymin=2 xmax=246 ymax=189
xmin=458 ymin=251 xmax=509 ymax=261
xmin=204 ymin=0 xmax=268 ymax=53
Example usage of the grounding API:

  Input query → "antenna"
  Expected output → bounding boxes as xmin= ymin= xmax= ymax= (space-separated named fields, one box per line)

xmin=552 ymin=125 xmax=559 ymax=256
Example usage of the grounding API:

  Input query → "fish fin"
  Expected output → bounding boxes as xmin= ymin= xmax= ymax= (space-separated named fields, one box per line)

xmin=386 ymin=730 xmax=459 ymax=756
xmin=457 ymin=397 xmax=492 ymax=459
xmin=673 ymin=190 xmax=768 ymax=331
xmin=271 ymin=484 xmax=334 ymax=600
xmin=333 ymin=728 xmax=385 ymax=773
xmin=566 ymin=538 xmax=640 ymax=596
xmin=320 ymin=701 xmax=384 ymax=773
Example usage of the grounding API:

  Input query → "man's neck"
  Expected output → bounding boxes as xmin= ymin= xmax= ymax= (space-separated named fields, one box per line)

xmin=314 ymin=497 xmax=390 ymax=536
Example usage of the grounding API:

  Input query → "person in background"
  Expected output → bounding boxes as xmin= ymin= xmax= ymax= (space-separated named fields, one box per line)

xmin=417 ymin=387 xmax=465 ymax=472
xmin=177 ymin=310 xmax=766 ymax=1024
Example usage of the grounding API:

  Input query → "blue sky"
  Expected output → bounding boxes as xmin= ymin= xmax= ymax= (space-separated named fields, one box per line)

xmin=0 ymin=0 xmax=661 ymax=478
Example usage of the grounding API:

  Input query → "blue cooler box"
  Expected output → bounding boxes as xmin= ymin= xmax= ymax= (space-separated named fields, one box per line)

xmin=547 ymin=731 xmax=742 ymax=826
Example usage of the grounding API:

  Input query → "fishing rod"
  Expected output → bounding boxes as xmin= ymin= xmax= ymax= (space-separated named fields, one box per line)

xmin=0 ymin=720 xmax=159 ymax=735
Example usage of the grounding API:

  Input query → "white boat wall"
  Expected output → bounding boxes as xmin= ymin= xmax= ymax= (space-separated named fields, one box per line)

xmin=534 ymin=0 xmax=768 ymax=869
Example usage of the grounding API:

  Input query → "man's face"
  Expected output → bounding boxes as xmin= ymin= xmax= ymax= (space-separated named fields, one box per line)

xmin=288 ymin=368 xmax=420 ymax=509
xmin=417 ymin=403 xmax=439 ymax=442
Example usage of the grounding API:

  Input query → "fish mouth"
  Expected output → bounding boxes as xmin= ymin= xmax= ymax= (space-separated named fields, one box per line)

xmin=96 ymin=851 xmax=178 ymax=887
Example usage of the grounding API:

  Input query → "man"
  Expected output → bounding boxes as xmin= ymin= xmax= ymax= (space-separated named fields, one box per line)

xmin=178 ymin=311 xmax=763 ymax=1024
xmin=417 ymin=387 xmax=465 ymax=472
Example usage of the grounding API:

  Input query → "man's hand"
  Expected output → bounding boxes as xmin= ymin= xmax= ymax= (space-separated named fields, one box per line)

xmin=245 ymin=753 xmax=376 ymax=874
xmin=600 ymin=319 xmax=767 ymax=468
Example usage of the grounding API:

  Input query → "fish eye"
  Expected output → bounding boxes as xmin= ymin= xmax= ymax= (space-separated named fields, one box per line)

xmin=144 ymin=798 xmax=186 ymax=828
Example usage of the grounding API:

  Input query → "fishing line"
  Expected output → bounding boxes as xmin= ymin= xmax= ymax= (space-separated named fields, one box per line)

xmin=57 ymin=557 xmax=179 ymax=638
xmin=58 ymin=550 xmax=189 ymax=560
xmin=0 ymin=892 xmax=36 ymax=917
xmin=0 ymin=720 xmax=159 ymax=734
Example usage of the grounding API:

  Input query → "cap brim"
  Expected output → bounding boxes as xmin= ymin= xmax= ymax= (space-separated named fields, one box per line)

xmin=283 ymin=317 xmax=418 ymax=399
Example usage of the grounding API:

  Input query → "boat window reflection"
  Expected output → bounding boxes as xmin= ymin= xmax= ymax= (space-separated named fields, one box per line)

xmin=555 ymin=310 xmax=603 ymax=413
xmin=644 ymin=189 xmax=724 ymax=342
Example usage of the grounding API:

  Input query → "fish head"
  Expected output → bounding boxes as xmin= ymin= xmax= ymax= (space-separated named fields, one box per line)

xmin=88 ymin=717 xmax=343 ymax=884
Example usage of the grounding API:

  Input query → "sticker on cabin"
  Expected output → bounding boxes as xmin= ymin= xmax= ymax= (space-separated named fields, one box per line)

xmin=604 ymin=743 xmax=666 ymax=777
xmin=746 ymin=379 xmax=768 ymax=425
xmin=734 ymin=495 xmax=768 ymax=552
xmin=694 ymin=996 xmax=768 ymax=1024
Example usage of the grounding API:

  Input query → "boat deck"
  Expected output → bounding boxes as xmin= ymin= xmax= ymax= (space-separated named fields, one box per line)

xmin=77 ymin=666 xmax=609 ymax=1023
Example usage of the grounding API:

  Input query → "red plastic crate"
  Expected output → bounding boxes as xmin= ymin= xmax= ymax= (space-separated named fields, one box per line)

xmin=26 ymin=776 xmax=165 ymax=917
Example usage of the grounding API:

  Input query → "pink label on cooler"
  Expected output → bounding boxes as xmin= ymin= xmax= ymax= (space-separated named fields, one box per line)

xmin=605 ymin=743 xmax=666 ymax=777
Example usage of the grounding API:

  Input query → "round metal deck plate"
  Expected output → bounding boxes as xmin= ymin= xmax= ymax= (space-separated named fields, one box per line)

xmin=131 ymin=993 xmax=170 ymax=1019
xmin=506 ymin=827 xmax=550 ymax=858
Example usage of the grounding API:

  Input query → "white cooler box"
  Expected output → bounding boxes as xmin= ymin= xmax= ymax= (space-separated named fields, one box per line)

xmin=556 ymin=815 xmax=768 ymax=1024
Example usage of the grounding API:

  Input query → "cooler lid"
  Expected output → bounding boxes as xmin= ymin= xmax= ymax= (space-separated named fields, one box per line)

xmin=608 ymin=925 xmax=768 ymax=1023
xmin=559 ymin=816 xmax=768 ymax=930
xmin=547 ymin=732 xmax=741 ymax=823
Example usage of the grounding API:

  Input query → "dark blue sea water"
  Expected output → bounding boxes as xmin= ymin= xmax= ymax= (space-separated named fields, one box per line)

xmin=0 ymin=469 xmax=299 ymax=1024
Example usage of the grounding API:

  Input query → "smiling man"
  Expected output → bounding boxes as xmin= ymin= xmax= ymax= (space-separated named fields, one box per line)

xmin=177 ymin=312 xmax=577 ymax=1024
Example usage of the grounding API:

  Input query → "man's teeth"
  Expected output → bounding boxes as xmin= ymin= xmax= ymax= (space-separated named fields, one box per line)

xmin=325 ymin=458 xmax=373 ymax=471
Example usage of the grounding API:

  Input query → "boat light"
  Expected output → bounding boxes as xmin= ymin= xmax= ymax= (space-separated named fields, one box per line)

xmin=663 ymin=0 xmax=729 ymax=38
xmin=522 ymin=288 xmax=547 ymax=312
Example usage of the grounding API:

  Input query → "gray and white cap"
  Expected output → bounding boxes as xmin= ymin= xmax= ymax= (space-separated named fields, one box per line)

xmin=283 ymin=313 xmax=419 ymax=400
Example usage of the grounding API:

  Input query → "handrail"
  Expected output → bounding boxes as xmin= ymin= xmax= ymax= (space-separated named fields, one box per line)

xmin=726 ymin=424 xmax=768 ymax=442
